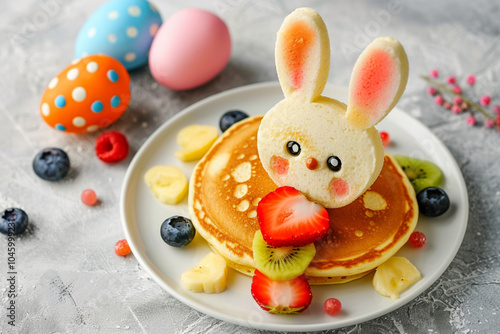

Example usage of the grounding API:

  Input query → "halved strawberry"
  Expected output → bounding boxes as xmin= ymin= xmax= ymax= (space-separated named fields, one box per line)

xmin=257 ymin=186 xmax=330 ymax=247
xmin=251 ymin=269 xmax=312 ymax=314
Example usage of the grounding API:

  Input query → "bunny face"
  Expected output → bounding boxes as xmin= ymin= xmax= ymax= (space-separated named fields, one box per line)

xmin=257 ymin=7 xmax=408 ymax=208
xmin=258 ymin=98 xmax=385 ymax=208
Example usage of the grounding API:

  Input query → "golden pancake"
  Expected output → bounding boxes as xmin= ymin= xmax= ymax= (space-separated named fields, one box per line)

xmin=188 ymin=115 xmax=418 ymax=284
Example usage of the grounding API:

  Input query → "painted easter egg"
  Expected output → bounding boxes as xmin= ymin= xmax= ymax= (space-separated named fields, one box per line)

xmin=149 ymin=8 xmax=231 ymax=90
xmin=40 ymin=54 xmax=131 ymax=134
xmin=75 ymin=0 xmax=162 ymax=71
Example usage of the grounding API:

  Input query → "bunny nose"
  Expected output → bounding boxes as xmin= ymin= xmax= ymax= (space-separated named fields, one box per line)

xmin=306 ymin=157 xmax=318 ymax=170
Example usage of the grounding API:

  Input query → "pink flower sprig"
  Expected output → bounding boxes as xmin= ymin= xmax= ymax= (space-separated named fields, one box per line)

xmin=421 ymin=71 xmax=499 ymax=130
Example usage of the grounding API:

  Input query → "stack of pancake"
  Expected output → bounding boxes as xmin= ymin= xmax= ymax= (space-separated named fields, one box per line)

xmin=188 ymin=115 xmax=418 ymax=285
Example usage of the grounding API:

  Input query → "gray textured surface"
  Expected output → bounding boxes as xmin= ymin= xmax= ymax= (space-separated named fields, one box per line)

xmin=1 ymin=0 xmax=500 ymax=333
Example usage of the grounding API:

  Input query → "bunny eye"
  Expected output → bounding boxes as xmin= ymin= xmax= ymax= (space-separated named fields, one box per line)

xmin=327 ymin=156 xmax=342 ymax=172
xmin=286 ymin=141 xmax=301 ymax=156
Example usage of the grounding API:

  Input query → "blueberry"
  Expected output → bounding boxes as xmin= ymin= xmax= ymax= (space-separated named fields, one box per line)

xmin=219 ymin=110 xmax=249 ymax=132
xmin=160 ymin=216 xmax=196 ymax=247
xmin=33 ymin=148 xmax=70 ymax=181
xmin=1 ymin=208 xmax=29 ymax=236
xmin=417 ymin=187 xmax=450 ymax=217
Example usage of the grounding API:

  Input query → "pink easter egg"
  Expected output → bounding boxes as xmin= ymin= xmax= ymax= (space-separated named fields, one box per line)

xmin=149 ymin=8 xmax=231 ymax=90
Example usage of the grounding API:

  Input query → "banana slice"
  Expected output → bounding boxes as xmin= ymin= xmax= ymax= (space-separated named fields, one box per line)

xmin=372 ymin=256 xmax=421 ymax=299
xmin=175 ymin=125 xmax=219 ymax=162
xmin=181 ymin=252 xmax=228 ymax=293
xmin=144 ymin=165 xmax=188 ymax=204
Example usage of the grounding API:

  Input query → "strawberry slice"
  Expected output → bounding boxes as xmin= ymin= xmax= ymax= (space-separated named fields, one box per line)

xmin=257 ymin=186 xmax=330 ymax=247
xmin=251 ymin=269 xmax=312 ymax=314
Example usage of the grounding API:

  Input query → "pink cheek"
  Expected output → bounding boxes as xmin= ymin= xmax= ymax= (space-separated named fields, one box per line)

xmin=271 ymin=155 xmax=289 ymax=176
xmin=330 ymin=178 xmax=350 ymax=197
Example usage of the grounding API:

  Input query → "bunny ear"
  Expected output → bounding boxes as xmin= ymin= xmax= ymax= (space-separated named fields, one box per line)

xmin=345 ymin=37 xmax=409 ymax=129
xmin=275 ymin=7 xmax=330 ymax=102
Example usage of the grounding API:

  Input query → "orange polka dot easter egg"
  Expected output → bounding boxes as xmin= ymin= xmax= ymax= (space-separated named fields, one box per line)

xmin=40 ymin=55 xmax=131 ymax=134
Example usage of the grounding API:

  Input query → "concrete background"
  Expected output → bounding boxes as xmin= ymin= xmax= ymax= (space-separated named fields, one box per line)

xmin=1 ymin=0 xmax=499 ymax=333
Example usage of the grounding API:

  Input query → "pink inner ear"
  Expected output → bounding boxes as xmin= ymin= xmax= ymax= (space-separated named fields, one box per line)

xmin=351 ymin=48 xmax=398 ymax=119
xmin=283 ymin=21 xmax=314 ymax=90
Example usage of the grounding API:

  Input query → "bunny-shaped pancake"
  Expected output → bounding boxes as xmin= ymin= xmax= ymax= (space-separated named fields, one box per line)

xmin=257 ymin=7 xmax=409 ymax=208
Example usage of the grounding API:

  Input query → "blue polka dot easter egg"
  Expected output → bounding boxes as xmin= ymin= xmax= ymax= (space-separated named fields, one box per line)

xmin=75 ymin=0 xmax=162 ymax=71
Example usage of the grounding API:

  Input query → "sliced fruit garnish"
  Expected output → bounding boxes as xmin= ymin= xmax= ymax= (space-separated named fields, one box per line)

xmin=251 ymin=269 xmax=312 ymax=314
xmin=253 ymin=230 xmax=316 ymax=281
xmin=181 ymin=252 xmax=228 ymax=293
xmin=175 ymin=124 xmax=219 ymax=162
xmin=144 ymin=165 xmax=188 ymax=204
xmin=393 ymin=155 xmax=443 ymax=194
xmin=257 ymin=186 xmax=330 ymax=247
xmin=372 ymin=256 xmax=421 ymax=299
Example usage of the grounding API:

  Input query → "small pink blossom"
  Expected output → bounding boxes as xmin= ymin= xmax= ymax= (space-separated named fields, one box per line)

xmin=451 ymin=105 xmax=462 ymax=114
xmin=466 ymin=115 xmax=476 ymax=126
xmin=461 ymin=101 xmax=468 ymax=110
xmin=485 ymin=118 xmax=495 ymax=128
xmin=493 ymin=105 xmax=500 ymax=115
xmin=430 ymin=69 xmax=439 ymax=78
xmin=434 ymin=95 xmax=444 ymax=105
xmin=427 ymin=86 xmax=438 ymax=95
xmin=495 ymin=115 xmax=500 ymax=124
xmin=447 ymin=76 xmax=457 ymax=85
xmin=453 ymin=96 xmax=463 ymax=105
xmin=467 ymin=74 xmax=476 ymax=85
xmin=453 ymin=85 xmax=462 ymax=94
xmin=443 ymin=102 xmax=451 ymax=109
xmin=480 ymin=95 xmax=492 ymax=106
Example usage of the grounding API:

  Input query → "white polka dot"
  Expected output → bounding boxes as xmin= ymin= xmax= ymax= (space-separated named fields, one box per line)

xmin=86 ymin=61 xmax=98 ymax=73
xmin=108 ymin=11 xmax=119 ymax=19
xmin=72 ymin=87 xmax=87 ymax=102
xmin=87 ymin=125 xmax=99 ymax=132
xmin=73 ymin=117 xmax=86 ymax=127
xmin=125 ymin=52 xmax=136 ymax=62
xmin=107 ymin=33 xmax=117 ymax=43
xmin=126 ymin=26 xmax=138 ymax=38
xmin=128 ymin=6 xmax=141 ymax=17
xmin=88 ymin=27 xmax=96 ymax=38
xmin=149 ymin=23 xmax=159 ymax=36
xmin=41 ymin=103 xmax=50 ymax=116
xmin=48 ymin=77 xmax=58 ymax=89
xmin=66 ymin=68 xmax=79 ymax=80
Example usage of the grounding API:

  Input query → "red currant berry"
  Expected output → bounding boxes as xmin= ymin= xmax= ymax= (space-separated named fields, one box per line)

xmin=115 ymin=239 xmax=131 ymax=256
xmin=81 ymin=189 xmax=98 ymax=206
xmin=95 ymin=131 xmax=129 ymax=163
xmin=324 ymin=298 xmax=342 ymax=316
xmin=409 ymin=231 xmax=426 ymax=248
xmin=379 ymin=131 xmax=390 ymax=146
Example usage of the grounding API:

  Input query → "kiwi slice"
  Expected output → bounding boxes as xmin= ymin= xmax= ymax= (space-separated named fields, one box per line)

xmin=394 ymin=155 xmax=443 ymax=194
xmin=252 ymin=230 xmax=316 ymax=281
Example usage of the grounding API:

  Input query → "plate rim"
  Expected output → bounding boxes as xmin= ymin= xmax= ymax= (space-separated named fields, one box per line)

xmin=120 ymin=81 xmax=469 ymax=331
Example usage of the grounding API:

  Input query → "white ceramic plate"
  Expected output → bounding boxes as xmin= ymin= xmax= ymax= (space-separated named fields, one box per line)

xmin=120 ymin=82 xmax=468 ymax=332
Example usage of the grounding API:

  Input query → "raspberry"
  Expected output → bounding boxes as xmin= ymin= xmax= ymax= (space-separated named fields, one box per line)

xmin=379 ymin=131 xmax=390 ymax=146
xmin=81 ymin=189 xmax=98 ymax=206
xmin=115 ymin=239 xmax=131 ymax=256
xmin=408 ymin=231 xmax=426 ymax=248
xmin=324 ymin=298 xmax=342 ymax=316
xmin=95 ymin=131 xmax=129 ymax=163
